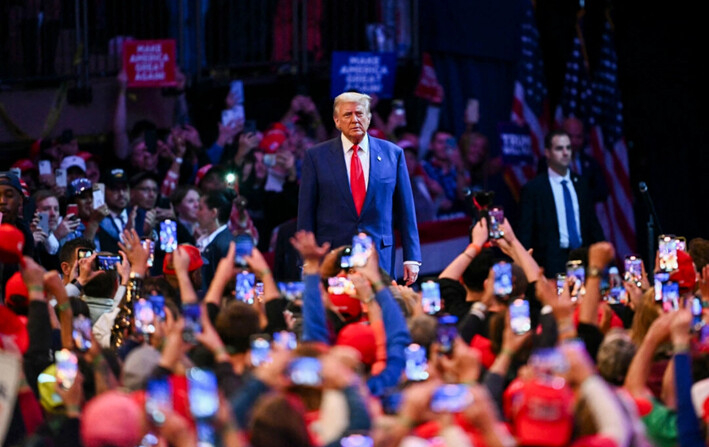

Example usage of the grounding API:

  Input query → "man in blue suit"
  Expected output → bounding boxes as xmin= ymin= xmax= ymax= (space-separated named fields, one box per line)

xmin=297 ymin=92 xmax=422 ymax=284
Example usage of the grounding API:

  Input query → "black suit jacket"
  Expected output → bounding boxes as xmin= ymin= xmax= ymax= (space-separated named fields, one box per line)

xmin=537 ymin=152 xmax=609 ymax=204
xmin=517 ymin=171 xmax=605 ymax=277
xmin=201 ymin=226 xmax=234 ymax=286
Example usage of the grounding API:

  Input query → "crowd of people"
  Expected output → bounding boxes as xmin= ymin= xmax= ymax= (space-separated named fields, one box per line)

xmin=1 ymin=75 xmax=709 ymax=447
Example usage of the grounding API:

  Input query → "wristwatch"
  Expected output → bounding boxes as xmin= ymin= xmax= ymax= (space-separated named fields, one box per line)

xmin=587 ymin=266 xmax=603 ymax=279
xmin=70 ymin=279 xmax=83 ymax=293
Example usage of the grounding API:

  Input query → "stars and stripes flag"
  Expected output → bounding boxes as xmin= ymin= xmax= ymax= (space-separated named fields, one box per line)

xmin=554 ymin=29 xmax=592 ymax=125
xmin=588 ymin=21 xmax=636 ymax=257
xmin=506 ymin=3 xmax=550 ymax=200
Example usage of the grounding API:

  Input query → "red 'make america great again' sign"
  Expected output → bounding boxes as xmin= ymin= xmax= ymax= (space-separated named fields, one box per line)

xmin=123 ymin=39 xmax=177 ymax=88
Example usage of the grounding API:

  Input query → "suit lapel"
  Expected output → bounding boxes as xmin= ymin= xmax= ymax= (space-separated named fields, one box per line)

xmin=327 ymin=139 xmax=359 ymax=218
xmin=541 ymin=173 xmax=560 ymax=238
xmin=361 ymin=138 xmax=379 ymax=215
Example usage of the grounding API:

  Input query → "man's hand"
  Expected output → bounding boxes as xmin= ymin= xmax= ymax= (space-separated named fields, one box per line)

xmin=471 ymin=218 xmax=489 ymax=248
xmin=588 ymin=241 xmax=615 ymax=269
xmin=181 ymin=124 xmax=203 ymax=149
xmin=290 ymin=230 xmax=331 ymax=268
xmin=403 ymin=263 xmax=419 ymax=286
xmin=143 ymin=209 xmax=157 ymax=234
xmin=54 ymin=216 xmax=80 ymax=240
xmin=171 ymin=245 xmax=191 ymax=275
xmin=118 ymin=229 xmax=149 ymax=276
xmin=244 ymin=247 xmax=271 ymax=278
xmin=77 ymin=253 xmax=102 ymax=285
xmin=670 ymin=303 xmax=692 ymax=348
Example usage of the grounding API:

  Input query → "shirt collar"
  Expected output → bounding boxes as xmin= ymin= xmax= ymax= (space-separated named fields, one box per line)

xmin=198 ymin=224 xmax=228 ymax=250
xmin=341 ymin=133 xmax=369 ymax=155
xmin=547 ymin=167 xmax=571 ymax=183
xmin=109 ymin=209 xmax=128 ymax=221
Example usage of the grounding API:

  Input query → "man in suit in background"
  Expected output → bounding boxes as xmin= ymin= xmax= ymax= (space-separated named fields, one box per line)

xmin=518 ymin=130 xmax=605 ymax=277
xmin=297 ymin=91 xmax=422 ymax=284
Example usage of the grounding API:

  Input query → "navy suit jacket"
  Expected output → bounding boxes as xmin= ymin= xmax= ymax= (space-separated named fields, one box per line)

xmin=517 ymin=171 xmax=605 ymax=277
xmin=297 ymin=135 xmax=421 ymax=275
xmin=201 ymin=226 xmax=234 ymax=286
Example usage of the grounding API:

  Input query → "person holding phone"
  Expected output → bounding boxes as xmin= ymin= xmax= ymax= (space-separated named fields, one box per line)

xmin=97 ymin=169 xmax=148 ymax=254
xmin=196 ymin=189 xmax=235 ymax=286
xmin=61 ymin=177 xmax=109 ymax=249
xmin=297 ymin=92 xmax=421 ymax=284
xmin=31 ymin=190 xmax=80 ymax=269
xmin=518 ymin=130 xmax=605 ymax=277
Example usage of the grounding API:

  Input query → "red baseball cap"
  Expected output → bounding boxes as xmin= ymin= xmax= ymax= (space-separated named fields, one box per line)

xmin=0 ymin=224 xmax=25 ymax=264
xmin=194 ymin=164 xmax=213 ymax=186
xmin=329 ymin=291 xmax=362 ymax=322
xmin=5 ymin=272 xmax=29 ymax=315
xmin=259 ymin=123 xmax=288 ymax=153
xmin=670 ymin=250 xmax=697 ymax=293
xmin=511 ymin=379 xmax=575 ymax=447
xmin=12 ymin=158 xmax=36 ymax=172
xmin=335 ymin=322 xmax=376 ymax=366
xmin=163 ymin=244 xmax=205 ymax=275
xmin=0 ymin=304 xmax=29 ymax=354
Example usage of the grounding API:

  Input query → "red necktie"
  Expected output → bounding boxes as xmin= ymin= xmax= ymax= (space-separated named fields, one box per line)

xmin=350 ymin=145 xmax=366 ymax=215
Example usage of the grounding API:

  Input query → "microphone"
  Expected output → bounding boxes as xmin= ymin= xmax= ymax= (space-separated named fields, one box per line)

xmin=638 ymin=181 xmax=662 ymax=235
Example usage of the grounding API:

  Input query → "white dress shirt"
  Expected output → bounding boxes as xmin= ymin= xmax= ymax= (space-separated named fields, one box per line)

xmin=197 ymin=224 xmax=228 ymax=251
xmin=547 ymin=168 xmax=581 ymax=249
xmin=341 ymin=133 xmax=370 ymax=190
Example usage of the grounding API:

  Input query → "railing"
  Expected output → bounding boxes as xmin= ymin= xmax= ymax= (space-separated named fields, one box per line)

xmin=0 ymin=0 xmax=419 ymax=89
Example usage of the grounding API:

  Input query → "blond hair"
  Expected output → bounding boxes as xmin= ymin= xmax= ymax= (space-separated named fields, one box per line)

xmin=333 ymin=92 xmax=372 ymax=118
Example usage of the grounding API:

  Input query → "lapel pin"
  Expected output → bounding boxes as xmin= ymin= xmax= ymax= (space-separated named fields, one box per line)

xmin=377 ymin=155 xmax=382 ymax=161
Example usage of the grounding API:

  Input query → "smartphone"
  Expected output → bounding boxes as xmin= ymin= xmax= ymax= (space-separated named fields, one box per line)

xmin=675 ymin=236 xmax=687 ymax=252
xmin=66 ymin=203 xmax=79 ymax=218
xmin=510 ymin=299 xmax=531 ymax=335
xmin=55 ymin=349 xmax=78 ymax=390
xmin=288 ymin=357 xmax=322 ymax=386
xmin=134 ymin=298 xmax=157 ymax=334
xmin=605 ymin=266 xmax=626 ymax=305
xmin=529 ymin=347 xmax=569 ymax=378
xmin=339 ymin=246 xmax=353 ymax=270
xmin=159 ymin=219 xmax=178 ymax=253
xmin=262 ymin=153 xmax=277 ymax=168
xmin=436 ymin=315 xmax=458 ymax=355
xmin=404 ymin=343 xmax=429 ymax=381
xmin=273 ymin=331 xmax=297 ymax=350
xmin=327 ymin=276 xmax=355 ymax=296
xmin=97 ymin=254 xmax=121 ymax=271
xmin=692 ymin=297 xmax=704 ymax=331
xmin=391 ymin=99 xmax=406 ymax=126
xmin=421 ymin=281 xmax=441 ymax=315
xmin=182 ymin=303 xmax=202 ymax=343
xmin=488 ymin=206 xmax=505 ymax=239
xmin=77 ymin=248 xmax=92 ymax=259
xmin=662 ymin=282 xmax=679 ymax=312
xmin=654 ymin=272 xmax=669 ymax=301
xmin=351 ymin=233 xmax=373 ymax=268
xmin=156 ymin=197 xmax=171 ymax=210
xmin=566 ymin=260 xmax=585 ymax=301
xmin=92 ymin=187 xmax=105 ymax=209
xmin=146 ymin=377 xmax=172 ymax=424
xmin=235 ymin=271 xmax=256 ymax=304
xmin=142 ymin=238 xmax=155 ymax=267
xmin=340 ymin=434 xmax=374 ymax=447
xmin=148 ymin=294 xmax=166 ymax=320
xmin=430 ymin=384 xmax=472 ymax=413
xmin=37 ymin=211 xmax=50 ymax=235
xmin=278 ymin=281 xmax=305 ymax=301
xmin=465 ymin=98 xmax=480 ymax=124
xmin=55 ymin=168 xmax=67 ymax=188
xmin=39 ymin=160 xmax=52 ymax=176
xmin=229 ymin=80 xmax=244 ymax=104
xmin=493 ymin=262 xmax=513 ymax=296
xmin=144 ymin=129 xmax=158 ymax=154
xmin=624 ymin=255 xmax=643 ymax=287
xmin=255 ymin=281 xmax=264 ymax=298
xmin=234 ymin=233 xmax=254 ymax=267
xmin=658 ymin=235 xmax=678 ymax=272
xmin=250 ymin=334 xmax=271 ymax=367
xmin=556 ymin=273 xmax=567 ymax=296
xmin=187 ymin=367 xmax=219 ymax=420
xmin=243 ymin=119 xmax=257 ymax=134
xmin=72 ymin=315 xmax=93 ymax=351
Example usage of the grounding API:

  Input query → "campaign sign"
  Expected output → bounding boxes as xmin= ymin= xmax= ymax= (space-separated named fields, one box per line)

xmin=498 ymin=122 xmax=534 ymax=165
xmin=331 ymin=51 xmax=397 ymax=99
xmin=123 ymin=39 xmax=177 ymax=88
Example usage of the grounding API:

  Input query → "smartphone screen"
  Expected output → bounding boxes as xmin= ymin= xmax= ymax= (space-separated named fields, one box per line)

xmin=488 ymin=207 xmax=504 ymax=239
xmin=421 ymin=281 xmax=441 ymax=315
xmin=288 ymin=357 xmax=322 ymax=386
xmin=675 ymin=236 xmax=687 ymax=252
xmin=510 ymin=299 xmax=531 ymax=335
xmin=556 ymin=273 xmax=566 ymax=296
xmin=566 ymin=261 xmax=585 ymax=301
xmin=187 ymin=367 xmax=219 ymax=420
xmin=340 ymin=435 xmax=374 ymax=447
xmin=250 ymin=334 xmax=271 ymax=367
xmin=55 ymin=168 xmax=67 ymax=187
xmin=493 ymin=262 xmax=513 ymax=296
xmin=39 ymin=160 xmax=52 ymax=176
xmin=92 ymin=188 xmax=105 ymax=209
xmin=55 ymin=349 xmax=78 ymax=390
xmin=658 ymin=235 xmax=678 ymax=272
xmin=430 ymin=384 xmax=472 ymax=413
xmin=692 ymin=297 xmax=704 ymax=330
xmin=234 ymin=233 xmax=254 ymax=267
xmin=72 ymin=315 xmax=93 ymax=351
xmin=182 ymin=303 xmax=202 ymax=343
xmin=436 ymin=315 xmax=458 ymax=355
xmin=77 ymin=248 xmax=92 ymax=259
xmin=142 ymin=238 xmax=155 ymax=267
xmin=273 ymin=331 xmax=297 ymax=350
xmin=340 ymin=246 xmax=353 ymax=270
xmin=327 ymin=276 xmax=355 ymax=296
xmin=606 ymin=266 xmax=626 ymax=305
xmin=350 ymin=233 xmax=373 ymax=268
xmin=148 ymin=294 xmax=166 ymax=320
xmin=134 ymin=298 xmax=157 ymax=334
xmin=278 ymin=281 xmax=305 ymax=301
xmin=235 ymin=272 xmax=256 ymax=304
xmin=146 ymin=377 xmax=172 ymax=423
xmin=405 ymin=343 xmax=429 ymax=381
xmin=159 ymin=220 xmax=178 ymax=253
xmin=661 ymin=282 xmax=679 ymax=312
xmin=97 ymin=254 xmax=121 ymax=270
xmin=654 ymin=272 xmax=669 ymax=301
xmin=624 ymin=255 xmax=643 ymax=286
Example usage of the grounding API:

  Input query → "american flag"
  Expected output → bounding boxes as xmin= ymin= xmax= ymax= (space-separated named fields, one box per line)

xmin=588 ymin=21 xmax=636 ymax=257
xmin=506 ymin=3 xmax=550 ymax=200
xmin=554 ymin=29 xmax=593 ymax=126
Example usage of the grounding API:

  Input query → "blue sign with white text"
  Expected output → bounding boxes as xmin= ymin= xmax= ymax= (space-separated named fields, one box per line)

xmin=331 ymin=51 xmax=397 ymax=99
xmin=498 ymin=122 xmax=534 ymax=165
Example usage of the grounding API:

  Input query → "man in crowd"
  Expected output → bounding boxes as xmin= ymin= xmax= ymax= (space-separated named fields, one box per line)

xmin=97 ymin=169 xmax=147 ymax=253
xmin=297 ymin=91 xmax=421 ymax=283
xmin=518 ymin=130 xmax=605 ymax=276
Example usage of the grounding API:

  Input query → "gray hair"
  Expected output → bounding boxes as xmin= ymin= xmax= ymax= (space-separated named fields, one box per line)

xmin=333 ymin=92 xmax=372 ymax=118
